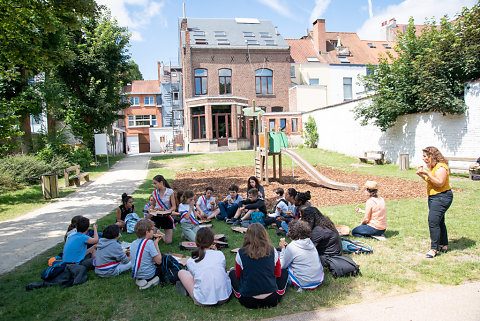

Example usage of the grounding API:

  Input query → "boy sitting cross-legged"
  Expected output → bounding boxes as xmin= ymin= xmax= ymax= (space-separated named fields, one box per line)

xmin=228 ymin=188 xmax=267 ymax=226
xmin=130 ymin=219 xmax=163 ymax=290
xmin=62 ymin=216 xmax=98 ymax=269
xmin=264 ymin=187 xmax=289 ymax=227
xmin=94 ymin=224 xmax=131 ymax=278
xmin=215 ymin=184 xmax=244 ymax=221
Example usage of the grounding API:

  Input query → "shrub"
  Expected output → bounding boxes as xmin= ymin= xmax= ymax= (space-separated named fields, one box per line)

xmin=0 ymin=171 xmax=23 ymax=193
xmin=71 ymin=146 xmax=94 ymax=170
xmin=0 ymin=154 xmax=50 ymax=185
xmin=47 ymin=155 xmax=72 ymax=178
xmin=303 ymin=116 xmax=318 ymax=148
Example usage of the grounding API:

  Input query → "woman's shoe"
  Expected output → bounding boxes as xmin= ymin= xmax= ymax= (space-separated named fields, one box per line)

xmin=439 ymin=245 xmax=448 ymax=253
xmin=425 ymin=249 xmax=437 ymax=258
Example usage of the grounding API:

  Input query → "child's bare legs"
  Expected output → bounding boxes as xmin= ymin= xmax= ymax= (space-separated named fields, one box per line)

xmin=240 ymin=210 xmax=254 ymax=222
xmin=163 ymin=229 xmax=173 ymax=244
xmin=86 ymin=246 xmax=96 ymax=258
xmin=207 ymin=208 xmax=220 ymax=219
xmin=178 ymin=270 xmax=195 ymax=299
xmin=233 ymin=207 xmax=244 ymax=220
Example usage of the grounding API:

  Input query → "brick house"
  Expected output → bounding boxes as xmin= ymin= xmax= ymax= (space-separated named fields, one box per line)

xmin=179 ymin=17 xmax=299 ymax=152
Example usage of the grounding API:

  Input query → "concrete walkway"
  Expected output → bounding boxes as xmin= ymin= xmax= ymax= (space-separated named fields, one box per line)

xmin=272 ymin=281 xmax=480 ymax=321
xmin=0 ymin=154 xmax=151 ymax=275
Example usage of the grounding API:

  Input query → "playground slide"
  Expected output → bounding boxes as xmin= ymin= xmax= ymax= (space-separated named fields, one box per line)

xmin=281 ymin=148 xmax=359 ymax=191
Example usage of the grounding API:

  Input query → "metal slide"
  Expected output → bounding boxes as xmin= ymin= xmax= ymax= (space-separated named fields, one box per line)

xmin=281 ymin=148 xmax=359 ymax=191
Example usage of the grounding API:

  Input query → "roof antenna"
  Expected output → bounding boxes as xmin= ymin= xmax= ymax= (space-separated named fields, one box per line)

xmin=183 ymin=2 xmax=185 ymax=18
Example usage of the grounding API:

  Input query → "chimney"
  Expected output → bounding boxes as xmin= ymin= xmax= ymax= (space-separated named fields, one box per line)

xmin=312 ymin=19 xmax=326 ymax=53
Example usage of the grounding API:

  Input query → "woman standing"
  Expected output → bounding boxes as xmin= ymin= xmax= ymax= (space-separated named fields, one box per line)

xmin=151 ymin=175 xmax=177 ymax=244
xmin=352 ymin=181 xmax=387 ymax=237
xmin=416 ymin=146 xmax=453 ymax=258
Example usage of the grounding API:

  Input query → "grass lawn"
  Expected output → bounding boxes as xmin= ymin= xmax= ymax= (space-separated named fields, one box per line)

xmin=0 ymin=155 xmax=125 ymax=222
xmin=1 ymin=149 xmax=479 ymax=320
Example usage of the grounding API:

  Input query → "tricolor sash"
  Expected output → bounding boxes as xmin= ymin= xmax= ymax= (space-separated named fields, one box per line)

xmin=94 ymin=260 xmax=120 ymax=271
xmin=154 ymin=189 xmax=170 ymax=211
xmin=180 ymin=209 xmax=199 ymax=226
xmin=132 ymin=239 xmax=148 ymax=278
xmin=287 ymin=266 xmax=323 ymax=290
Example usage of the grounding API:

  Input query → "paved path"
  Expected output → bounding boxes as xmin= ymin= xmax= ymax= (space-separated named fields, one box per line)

xmin=0 ymin=154 xmax=151 ymax=275
xmin=271 ymin=281 xmax=480 ymax=321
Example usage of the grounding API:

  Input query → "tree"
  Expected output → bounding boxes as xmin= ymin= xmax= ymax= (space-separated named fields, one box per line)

xmin=355 ymin=4 xmax=480 ymax=131
xmin=126 ymin=60 xmax=143 ymax=82
xmin=53 ymin=8 xmax=131 ymax=147
xmin=303 ymin=116 xmax=318 ymax=148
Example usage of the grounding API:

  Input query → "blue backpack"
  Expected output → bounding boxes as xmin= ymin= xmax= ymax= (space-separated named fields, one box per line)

xmin=341 ymin=238 xmax=373 ymax=254
xmin=250 ymin=212 xmax=265 ymax=226
xmin=125 ymin=213 xmax=140 ymax=234
xmin=41 ymin=256 xmax=66 ymax=281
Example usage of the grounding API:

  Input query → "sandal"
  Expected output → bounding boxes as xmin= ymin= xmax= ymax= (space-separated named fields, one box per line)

xmin=439 ymin=245 xmax=448 ymax=253
xmin=425 ymin=249 xmax=437 ymax=258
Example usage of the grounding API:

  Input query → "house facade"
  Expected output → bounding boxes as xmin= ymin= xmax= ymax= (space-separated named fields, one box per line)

xmin=287 ymin=19 xmax=398 ymax=112
xmin=179 ymin=17 xmax=298 ymax=152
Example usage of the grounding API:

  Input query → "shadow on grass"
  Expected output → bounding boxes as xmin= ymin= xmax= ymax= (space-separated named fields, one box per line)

xmin=449 ymin=237 xmax=476 ymax=251
xmin=384 ymin=230 xmax=399 ymax=238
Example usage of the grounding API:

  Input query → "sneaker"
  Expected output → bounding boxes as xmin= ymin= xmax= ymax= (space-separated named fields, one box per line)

xmin=232 ymin=220 xmax=242 ymax=226
xmin=139 ymin=276 xmax=159 ymax=290
xmin=215 ymin=214 xmax=223 ymax=220
xmin=135 ymin=279 xmax=147 ymax=287
xmin=176 ymin=281 xmax=188 ymax=296
xmin=276 ymin=229 xmax=286 ymax=236
xmin=226 ymin=218 xmax=235 ymax=224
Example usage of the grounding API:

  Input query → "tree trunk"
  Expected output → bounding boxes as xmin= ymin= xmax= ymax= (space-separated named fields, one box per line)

xmin=47 ymin=113 xmax=56 ymax=135
xmin=19 ymin=113 xmax=32 ymax=153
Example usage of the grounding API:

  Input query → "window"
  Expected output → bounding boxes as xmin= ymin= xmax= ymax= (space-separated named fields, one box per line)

xmin=156 ymin=94 xmax=162 ymax=106
xmin=218 ymin=69 xmax=232 ymax=94
xmin=215 ymin=31 xmax=226 ymax=37
xmin=271 ymin=107 xmax=283 ymax=112
xmin=309 ymin=78 xmax=319 ymax=85
xmin=280 ymin=119 xmax=286 ymax=131
xmin=338 ymin=56 xmax=350 ymax=63
xmin=306 ymin=57 xmax=319 ymax=62
xmin=246 ymin=39 xmax=259 ymax=45
xmin=290 ymin=66 xmax=295 ymax=78
xmin=269 ymin=119 xmax=275 ymax=131
xmin=195 ymin=39 xmax=208 ymax=45
xmin=171 ymin=73 xmax=177 ymax=77
xmin=383 ymin=43 xmax=392 ymax=49
xmin=144 ymin=96 xmax=155 ymax=105
xmin=129 ymin=97 xmax=139 ymax=105
xmin=260 ymin=32 xmax=272 ymax=38
xmin=264 ymin=40 xmax=276 ymax=46
xmin=217 ymin=39 xmax=230 ymax=45
xmin=291 ymin=118 xmax=298 ymax=132
xmin=194 ymin=69 xmax=208 ymax=95
xmin=192 ymin=30 xmax=205 ymax=37
xmin=128 ymin=115 xmax=157 ymax=127
xmin=173 ymin=92 xmax=179 ymax=104
xmin=243 ymin=32 xmax=255 ymax=37
xmin=191 ymin=107 xmax=206 ymax=139
xmin=255 ymin=69 xmax=273 ymax=94
xmin=343 ymin=77 xmax=353 ymax=101
xmin=367 ymin=42 xmax=376 ymax=48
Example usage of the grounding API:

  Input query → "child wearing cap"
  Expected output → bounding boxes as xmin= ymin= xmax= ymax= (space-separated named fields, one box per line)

xmin=352 ymin=181 xmax=387 ymax=237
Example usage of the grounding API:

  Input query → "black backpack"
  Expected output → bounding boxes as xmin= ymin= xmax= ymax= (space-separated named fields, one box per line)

xmin=159 ymin=254 xmax=181 ymax=285
xmin=323 ymin=255 xmax=360 ymax=278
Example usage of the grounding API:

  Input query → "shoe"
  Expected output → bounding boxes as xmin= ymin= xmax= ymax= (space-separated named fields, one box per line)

xmin=439 ymin=245 xmax=448 ymax=253
xmin=276 ymin=229 xmax=286 ymax=236
xmin=225 ymin=218 xmax=234 ymax=224
xmin=135 ymin=279 xmax=147 ymax=287
xmin=232 ymin=220 xmax=242 ymax=226
xmin=425 ymin=249 xmax=437 ymax=258
xmin=139 ymin=276 xmax=159 ymax=290
xmin=176 ymin=281 xmax=188 ymax=296
xmin=215 ymin=214 xmax=224 ymax=221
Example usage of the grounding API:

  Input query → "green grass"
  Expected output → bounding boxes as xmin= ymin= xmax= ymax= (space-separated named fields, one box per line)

xmin=1 ymin=149 xmax=479 ymax=320
xmin=0 ymin=155 xmax=125 ymax=222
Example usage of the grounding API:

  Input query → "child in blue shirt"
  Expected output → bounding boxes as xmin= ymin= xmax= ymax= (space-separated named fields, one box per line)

xmin=62 ymin=217 xmax=98 ymax=269
xmin=216 ymin=184 xmax=243 ymax=221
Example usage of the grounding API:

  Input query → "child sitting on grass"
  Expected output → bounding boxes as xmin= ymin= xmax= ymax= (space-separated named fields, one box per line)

xmin=197 ymin=186 xmax=216 ymax=220
xmin=215 ymin=184 xmax=243 ymax=221
xmin=94 ymin=225 xmax=131 ymax=278
xmin=130 ymin=219 xmax=163 ymax=290
xmin=264 ymin=187 xmax=289 ymax=227
xmin=279 ymin=220 xmax=324 ymax=291
xmin=228 ymin=188 xmax=267 ymax=226
xmin=176 ymin=227 xmax=232 ymax=305
xmin=62 ymin=217 xmax=98 ymax=269
xmin=178 ymin=190 xmax=202 ymax=242
xmin=143 ymin=196 xmax=156 ymax=219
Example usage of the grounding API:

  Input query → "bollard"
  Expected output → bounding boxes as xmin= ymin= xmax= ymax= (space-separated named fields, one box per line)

xmin=41 ymin=173 xmax=59 ymax=199
xmin=399 ymin=154 xmax=410 ymax=171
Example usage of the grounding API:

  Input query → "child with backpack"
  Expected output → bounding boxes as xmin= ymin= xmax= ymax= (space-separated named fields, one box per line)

xmin=279 ymin=220 xmax=324 ymax=291
xmin=264 ymin=187 xmax=289 ymax=227
xmin=116 ymin=193 xmax=135 ymax=230
xmin=94 ymin=225 xmax=131 ymax=278
xmin=130 ymin=219 xmax=163 ymax=290
xmin=228 ymin=188 xmax=267 ymax=226
xmin=196 ymin=186 xmax=216 ymax=220
xmin=229 ymin=223 xmax=288 ymax=309
xmin=176 ymin=228 xmax=232 ymax=305
xmin=62 ymin=217 xmax=98 ymax=269
xmin=215 ymin=184 xmax=244 ymax=221
xmin=178 ymin=190 xmax=202 ymax=242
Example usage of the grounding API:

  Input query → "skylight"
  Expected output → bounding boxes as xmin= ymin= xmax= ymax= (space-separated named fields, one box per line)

xmin=217 ymin=39 xmax=230 ymax=45
xmin=306 ymin=57 xmax=319 ymax=62
xmin=246 ymin=39 xmax=259 ymax=45
xmin=215 ymin=31 xmax=226 ymax=37
xmin=243 ymin=32 xmax=255 ymax=37
xmin=383 ymin=43 xmax=392 ymax=49
xmin=265 ymin=40 xmax=276 ymax=46
xmin=195 ymin=39 xmax=208 ymax=45
xmin=367 ymin=42 xmax=376 ymax=48
xmin=260 ymin=32 xmax=272 ymax=38
xmin=192 ymin=31 xmax=205 ymax=37
xmin=338 ymin=56 xmax=350 ymax=63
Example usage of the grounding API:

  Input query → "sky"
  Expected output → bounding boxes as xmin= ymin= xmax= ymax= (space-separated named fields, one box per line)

xmin=96 ymin=0 xmax=476 ymax=80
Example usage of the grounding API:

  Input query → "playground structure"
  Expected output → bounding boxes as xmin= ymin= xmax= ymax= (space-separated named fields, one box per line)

xmin=255 ymin=130 xmax=358 ymax=191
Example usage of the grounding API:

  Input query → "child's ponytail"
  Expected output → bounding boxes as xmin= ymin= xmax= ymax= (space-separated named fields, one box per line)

xmin=192 ymin=227 xmax=215 ymax=263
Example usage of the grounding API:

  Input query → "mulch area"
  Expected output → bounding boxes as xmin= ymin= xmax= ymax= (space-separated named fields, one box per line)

xmin=172 ymin=166 xmax=427 ymax=208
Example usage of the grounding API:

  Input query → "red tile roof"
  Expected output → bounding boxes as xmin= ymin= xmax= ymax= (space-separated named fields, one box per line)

xmin=124 ymin=80 xmax=160 ymax=94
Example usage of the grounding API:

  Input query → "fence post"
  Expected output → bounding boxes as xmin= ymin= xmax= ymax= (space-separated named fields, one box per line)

xmin=399 ymin=153 xmax=410 ymax=171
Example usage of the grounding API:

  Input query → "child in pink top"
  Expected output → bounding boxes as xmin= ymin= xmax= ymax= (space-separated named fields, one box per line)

xmin=352 ymin=181 xmax=386 ymax=237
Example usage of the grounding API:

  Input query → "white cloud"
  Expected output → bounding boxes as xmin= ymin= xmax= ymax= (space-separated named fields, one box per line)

xmin=258 ymin=0 xmax=294 ymax=18
xmin=357 ymin=0 xmax=477 ymax=41
xmin=309 ymin=0 xmax=331 ymax=24
xmin=97 ymin=0 xmax=165 ymax=42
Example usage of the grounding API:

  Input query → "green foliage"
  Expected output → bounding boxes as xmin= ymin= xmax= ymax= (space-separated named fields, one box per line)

xmin=0 ymin=154 xmax=50 ymax=186
xmin=356 ymin=4 xmax=480 ymax=131
xmin=303 ymin=115 xmax=319 ymax=148
xmin=125 ymin=60 xmax=144 ymax=82
xmin=71 ymin=146 xmax=94 ymax=170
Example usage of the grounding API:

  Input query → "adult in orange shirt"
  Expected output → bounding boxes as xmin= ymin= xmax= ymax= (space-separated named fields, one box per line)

xmin=352 ymin=180 xmax=387 ymax=238
xmin=416 ymin=146 xmax=453 ymax=258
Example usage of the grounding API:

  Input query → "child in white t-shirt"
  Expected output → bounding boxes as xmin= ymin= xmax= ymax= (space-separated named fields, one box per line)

xmin=196 ymin=186 xmax=216 ymax=219
xmin=178 ymin=190 xmax=201 ymax=242
xmin=264 ymin=187 xmax=289 ymax=227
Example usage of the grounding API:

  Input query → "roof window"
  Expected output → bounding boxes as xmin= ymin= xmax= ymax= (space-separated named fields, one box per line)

xmin=306 ymin=57 xmax=320 ymax=62
xmin=214 ymin=31 xmax=226 ymax=37
xmin=338 ymin=56 xmax=350 ymax=63
xmin=265 ymin=40 xmax=276 ymax=46
xmin=367 ymin=42 xmax=376 ymax=48
xmin=260 ymin=32 xmax=272 ymax=38
xmin=195 ymin=39 xmax=208 ymax=45
xmin=382 ymin=43 xmax=392 ymax=49
xmin=217 ymin=39 xmax=230 ymax=45
xmin=243 ymin=32 xmax=255 ymax=37
xmin=246 ymin=39 xmax=259 ymax=45
xmin=192 ymin=30 xmax=205 ymax=37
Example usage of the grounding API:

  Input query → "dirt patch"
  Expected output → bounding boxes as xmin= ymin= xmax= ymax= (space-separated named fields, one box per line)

xmin=172 ymin=166 xmax=428 ymax=208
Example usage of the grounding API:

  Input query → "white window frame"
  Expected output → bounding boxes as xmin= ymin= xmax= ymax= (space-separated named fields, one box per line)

xmin=129 ymin=97 xmax=139 ymax=106
xmin=343 ymin=77 xmax=353 ymax=101
xmin=128 ymin=115 xmax=157 ymax=127
xmin=144 ymin=96 xmax=155 ymax=106
xmin=309 ymin=78 xmax=319 ymax=85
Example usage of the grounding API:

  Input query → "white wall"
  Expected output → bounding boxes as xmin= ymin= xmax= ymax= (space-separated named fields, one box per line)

xmin=149 ymin=128 xmax=174 ymax=153
xmin=303 ymin=80 xmax=480 ymax=167
xmin=328 ymin=65 xmax=367 ymax=105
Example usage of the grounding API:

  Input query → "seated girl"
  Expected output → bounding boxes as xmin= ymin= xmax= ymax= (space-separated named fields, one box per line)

xmin=229 ymin=223 xmax=288 ymax=309
xmin=279 ymin=220 xmax=324 ymax=291
xmin=353 ymin=181 xmax=387 ymax=237
xmin=176 ymin=228 xmax=231 ymax=305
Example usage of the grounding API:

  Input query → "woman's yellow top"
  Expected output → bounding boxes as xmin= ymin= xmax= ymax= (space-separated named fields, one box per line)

xmin=426 ymin=162 xmax=451 ymax=196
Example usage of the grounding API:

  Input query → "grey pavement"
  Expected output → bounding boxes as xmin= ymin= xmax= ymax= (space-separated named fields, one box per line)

xmin=271 ymin=281 xmax=480 ymax=321
xmin=0 ymin=154 xmax=151 ymax=275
